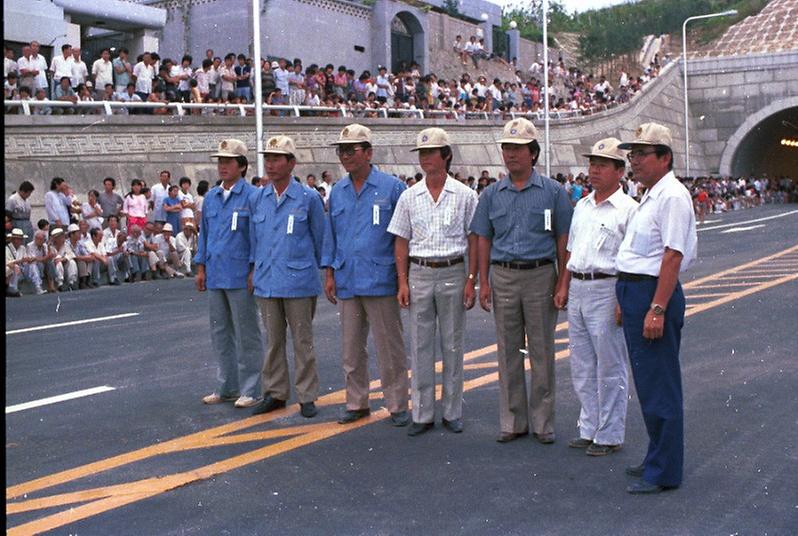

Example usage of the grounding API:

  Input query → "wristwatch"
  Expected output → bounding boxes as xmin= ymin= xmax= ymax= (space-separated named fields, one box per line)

xmin=650 ymin=303 xmax=665 ymax=316
xmin=467 ymin=273 xmax=476 ymax=281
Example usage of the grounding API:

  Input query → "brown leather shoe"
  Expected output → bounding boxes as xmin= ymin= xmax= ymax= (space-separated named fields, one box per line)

xmin=496 ymin=431 xmax=529 ymax=443
xmin=533 ymin=432 xmax=555 ymax=444
xmin=586 ymin=443 xmax=622 ymax=456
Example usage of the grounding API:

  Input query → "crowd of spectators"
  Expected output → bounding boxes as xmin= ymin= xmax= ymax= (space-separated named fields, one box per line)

xmin=6 ymin=166 xmax=792 ymax=297
xmin=4 ymin=40 xmax=662 ymax=119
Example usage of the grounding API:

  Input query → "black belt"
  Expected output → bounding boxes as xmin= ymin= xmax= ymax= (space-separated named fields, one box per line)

xmin=618 ymin=271 xmax=658 ymax=281
xmin=410 ymin=256 xmax=464 ymax=268
xmin=491 ymin=259 xmax=552 ymax=270
xmin=570 ymin=271 xmax=615 ymax=280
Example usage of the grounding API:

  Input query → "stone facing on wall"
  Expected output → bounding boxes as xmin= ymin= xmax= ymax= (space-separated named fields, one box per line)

xmin=686 ymin=50 xmax=798 ymax=174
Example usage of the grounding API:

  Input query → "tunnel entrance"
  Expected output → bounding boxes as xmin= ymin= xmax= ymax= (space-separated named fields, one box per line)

xmin=725 ymin=105 xmax=798 ymax=179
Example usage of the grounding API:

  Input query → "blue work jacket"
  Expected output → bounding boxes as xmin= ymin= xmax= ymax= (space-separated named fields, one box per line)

xmin=321 ymin=166 xmax=406 ymax=299
xmin=194 ymin=178 xmax=257 ymax=289
xmin=249 ymin=180 xmax=325 ymax=298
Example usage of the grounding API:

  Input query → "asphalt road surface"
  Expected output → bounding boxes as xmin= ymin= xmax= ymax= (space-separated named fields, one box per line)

xmin=6 ymin=204 xmax=798 ymax=535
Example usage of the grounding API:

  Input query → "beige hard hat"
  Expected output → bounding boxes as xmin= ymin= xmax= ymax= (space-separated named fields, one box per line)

xmin=260 ymin=135 xmax=296 ymax=156
xmin=211 ymin=138 xmax=248 ymax=158
xmin=497 ymin=117 xmax=539 ymax=144
xmin=162 ymin=223 xmax=174 ymax=232
xmin=50 ymin=227 xmax=65 ymax=238
xmin=67 ymin=223 xmax=80 ymax=234
xmin=582 ymin=137 xmax=627 ymax=163
xmin=410 ymin=127 xmax=450 ymax=151
xmin=618 ymin=122 xmax=672 ymax=149
xmin=331 ymin=123 xmax=372 ymax=145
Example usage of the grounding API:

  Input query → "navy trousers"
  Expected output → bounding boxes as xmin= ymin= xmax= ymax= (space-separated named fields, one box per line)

xmin=616 ymin=278 xmax=685 ymax=488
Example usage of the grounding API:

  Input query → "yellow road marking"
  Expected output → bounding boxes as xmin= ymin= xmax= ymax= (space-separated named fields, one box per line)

xmin=7 ymin=245 xmax=798 ymax=534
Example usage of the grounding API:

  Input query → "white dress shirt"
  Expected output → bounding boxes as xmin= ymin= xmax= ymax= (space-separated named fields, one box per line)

xmin=50 ymin=54 xmax=74 ymax=81
xmin=388 ymin=176 xmax=478 ymax=259
xmin=71 ymin=59 xmax=88 ymax=87
xmin=133 ymin=62 xmax=154 ymax=93
xmin=616 ymin=171 xmax=697 ymax=276
xmin=92 ymin=59 xmax=114 ymax=88
xmin=566 ymin=187 xmax=638 ymax=274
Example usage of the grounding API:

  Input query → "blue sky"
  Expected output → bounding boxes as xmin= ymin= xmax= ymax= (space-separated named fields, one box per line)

xmin=497 ymin=0 xmax=633 ymax=15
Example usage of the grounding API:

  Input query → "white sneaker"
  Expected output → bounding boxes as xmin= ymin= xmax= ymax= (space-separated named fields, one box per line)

xmin=234 ymin=396 xmax=260 ymax=408
xmin=35 ymin=287 xmax=47 ymax=295
xmin=202 ymin=393 xmax=237 ymax=405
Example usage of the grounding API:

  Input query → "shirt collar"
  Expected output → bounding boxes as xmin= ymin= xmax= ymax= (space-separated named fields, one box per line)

xmin=588 ymin=185 xmax=626 ymax=208
xmin=641 ymin=170 xmax=675 ymax=203
xmin=214 ymin=177 xmax=246 ymax=198
xmin=415 ymin=175 xmax=457 ymax=196
xmin=266 ymin=178 xmax=300 ymax=199
xmin=341 ymin=165 xmax=380 ymax=191
xmin=497 ymin=169 xmax=542 ymax=192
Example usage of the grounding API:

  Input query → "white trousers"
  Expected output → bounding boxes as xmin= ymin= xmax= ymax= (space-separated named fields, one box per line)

xmin=567 ymin=278 xmax=629 ymax=445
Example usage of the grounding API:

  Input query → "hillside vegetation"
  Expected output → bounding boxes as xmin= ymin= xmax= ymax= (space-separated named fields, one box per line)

xmin=502 ymin=0 xmax=770 ymax=65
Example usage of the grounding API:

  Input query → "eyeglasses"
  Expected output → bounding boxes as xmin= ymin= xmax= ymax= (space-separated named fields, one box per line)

xmin=626 ymin=149 xmax=657 ymax=162
xmin=335 ymin=146 xmax=364 ymax=157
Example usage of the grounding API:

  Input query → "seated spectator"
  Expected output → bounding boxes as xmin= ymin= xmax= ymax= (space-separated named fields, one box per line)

xmin=102 ymin=223 xmax=128 ymax=285
xmin=83 ymin=227 xmax=112 ymax=286
xmin=6 ymin=228 xmax=46 ymax=296
xmin=115 ymin=82 xmax=142 ymax=114
xmin=26 ymin=229 xmax=56 ymax=292
xmin=53 ymin=76 xmax=77 ymax=113
xmin=33 ymin=88 xmax=52 ymax=115
xmin=152 ymin=223 xmax=185 ymax=278
xmin=48 ymin=227 xmax=77 ymax=291
xmin=125 ymin=224 xmax=149 ymax=282
xmin=174 ymin=221 xmax=197 ymax=276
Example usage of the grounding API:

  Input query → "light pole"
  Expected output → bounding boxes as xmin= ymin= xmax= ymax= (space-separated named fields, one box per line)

xmin=682 ymin=9 xmax=736 ymax=178
xmin=252 ymin=0 xmax=265 ymax=177
xmin=542 ymin=0 xmax=550 ymax=179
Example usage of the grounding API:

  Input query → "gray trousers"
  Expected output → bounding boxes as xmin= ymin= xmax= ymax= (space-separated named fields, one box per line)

xmin=340 ymin=295 xmax=409 ymax=414
xmin=258 ymin=297 xmax=320 ymax=403
xmin=128 ymin=254 xmax=147 ymax=274
xmin=208 ymin=288 xmax=264 ymax=399
xmin=568 ymin=278 xmax=629 ymax=445
xmin=491 ymin=264 xmax=558 ymax=435
xmin=408 ymin=263 xmax=466 ymax=424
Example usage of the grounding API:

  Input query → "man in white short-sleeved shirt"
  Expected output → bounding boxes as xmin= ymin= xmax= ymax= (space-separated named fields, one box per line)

xmin=92 ymin=49 xmax=114 ymax=98
xmin=560 ymin=138 xmax=638 ymax=457
xmin=614 ymin=122 xmax=697 ymax=495
xmin=49 ymin=44 xmax=74 ymax=96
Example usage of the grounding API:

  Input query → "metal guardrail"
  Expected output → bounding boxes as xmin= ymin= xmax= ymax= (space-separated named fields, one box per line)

xmin=2 ymin=93 xmax=630 ymax=122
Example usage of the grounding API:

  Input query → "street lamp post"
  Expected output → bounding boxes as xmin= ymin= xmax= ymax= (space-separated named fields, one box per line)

xmin=253 ymin=0 xmax=265 ymax=177
xmin=542 ymin=0 xmax=550 ymax=179
xmin=682 ymin=9 xmax=737 ymax=178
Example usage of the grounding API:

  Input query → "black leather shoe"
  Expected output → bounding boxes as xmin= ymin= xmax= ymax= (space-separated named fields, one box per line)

xmin=407 ymin=422 xmax=434 ymax=436
xmin=496 ymin=431 xmax=529 ymax=443
xmin=442 ymin=418 xmax=463 ymax=433
xmin=251 ymin=396 xmax=286 ymax=415
xmin=627 ymin=480 xmax=668 ymax=494
xmin=568 ymin=437 xmax=593 ymax=448
xmin=390 ymin=410 xmax=411 ymax=427
xmin=533 ymin=432 xmax=555 ymax=444
xmin=338 ymin=408 xmax=370 ymax=424
xmin=626 ymin=463 xmax=645 ymax=477
xmin=300 ymin=402 xmax=318 ymax=418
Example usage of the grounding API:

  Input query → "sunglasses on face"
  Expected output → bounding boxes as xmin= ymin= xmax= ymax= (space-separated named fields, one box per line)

xmin=335 ymin=145 xmax=364 ymax=157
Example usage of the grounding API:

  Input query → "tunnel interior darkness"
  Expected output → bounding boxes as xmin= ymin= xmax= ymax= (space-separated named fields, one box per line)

xmin=731 ymin=106 xmax=798 ymax=178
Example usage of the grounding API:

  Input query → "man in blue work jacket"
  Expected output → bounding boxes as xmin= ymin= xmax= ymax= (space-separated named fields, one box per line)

xmin=195 ymin=138 xmax=264 ymax=409
xmin=249 ymin=135 xmax=326 ymax=419
xmin=322 ymin=123 xmax=411 ymax=427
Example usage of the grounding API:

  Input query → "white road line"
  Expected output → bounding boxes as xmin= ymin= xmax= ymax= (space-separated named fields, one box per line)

xmin=5 ymin=386 xmax=116 ymax=414
xmin=720 ymin=224 xmax=767 ymax=234
xmin=5 ymin=312 xmax=140 ymax=335
xmin=697 ymin=209 xmax=798 ymax=232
